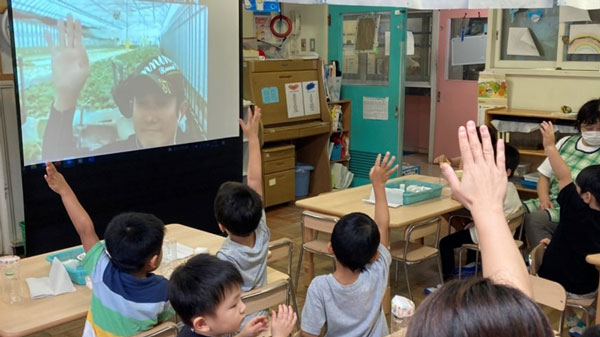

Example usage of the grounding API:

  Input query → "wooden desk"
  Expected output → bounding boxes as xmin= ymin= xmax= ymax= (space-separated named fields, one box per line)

xmin=295 ymin=174 xmax=463 ymax=281
xmin=585 ymin=253 xmax=600 ymax=323
xmin=0 ymin=224 xmax=288 ymax=337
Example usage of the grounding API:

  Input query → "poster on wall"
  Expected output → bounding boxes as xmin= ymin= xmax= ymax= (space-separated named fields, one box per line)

xmin=477 ymin=72 xmax=508 ymax=106
xmin=568 ymin=24 xmax=600 ymax=54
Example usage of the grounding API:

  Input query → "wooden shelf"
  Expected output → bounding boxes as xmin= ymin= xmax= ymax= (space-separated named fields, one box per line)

xmin=328 ymin=99 xmax=351 ymax=105
xmin=331 ymin=157 xmax=350 ymax=163
xmin=518 ymin=149 xmax=546 ymax=157
xmin=486 ymin=107 xmax=577 ymax=121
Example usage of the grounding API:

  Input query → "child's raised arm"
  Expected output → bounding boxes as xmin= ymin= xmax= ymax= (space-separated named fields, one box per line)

xmin=442 ymin=122 xmax=531 ymax=297
xmin=44 ymin=162 xmax=99 ymax=252
xmin=369 ymin=152 xmax=398 ymax=248
xmin=541 ymin=121 xmax=572 ymax=190
xmin=240 ymin=107 xmax=263 ymax=198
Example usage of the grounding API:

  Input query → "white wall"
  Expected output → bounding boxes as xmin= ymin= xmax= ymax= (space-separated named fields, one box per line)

xmin=242 ymin=5 xmax=329 ymax=60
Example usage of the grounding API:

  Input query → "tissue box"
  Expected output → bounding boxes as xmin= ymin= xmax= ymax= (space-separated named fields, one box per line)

xmin=46 ymin=247 xmax=87 ymax=285
xmin=386 ymin=180 xmax=443 ymax=205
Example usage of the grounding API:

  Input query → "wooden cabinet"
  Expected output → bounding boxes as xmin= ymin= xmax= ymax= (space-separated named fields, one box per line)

xmin=484 ymin=107 xmax=577 ymax=198
xmin=262 ymin=145 xmax=295 ymax=207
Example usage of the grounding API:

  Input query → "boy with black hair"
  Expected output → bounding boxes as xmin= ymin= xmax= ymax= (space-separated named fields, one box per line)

xmin=537 ymin=121 xmax=600 ymax=335
xmin=438 ymin=144 xmax=522 ymax=281
xmin=215 ymin=107 xmax=268 ymax=293
xmin=301 ymin=152 xmax=398 ymax=337
xmin=168 ymin=254 xmax=297 ymax=337
xmin=44 ymin=162 xmax=174 ymax=337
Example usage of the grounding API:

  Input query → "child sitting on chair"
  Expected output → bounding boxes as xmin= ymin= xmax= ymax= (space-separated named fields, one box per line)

xmin=301 ymin=152 xmax=398 ymax=337
xmin=44 ymin=162 xmax=174 ymax=336
xmin=168 ymin=254 xmax=296 ymax=337
xmin=214 ymin=107 xmax=270 ymax=326
xmin=537 ymin=121 xmax=600 ymax=336
xmin=438 ymin=144 xmax=522 ymax=281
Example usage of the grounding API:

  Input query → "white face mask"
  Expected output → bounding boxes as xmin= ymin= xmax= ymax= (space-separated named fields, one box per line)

xmin=582 ymin=131 xmax=600 ymax=147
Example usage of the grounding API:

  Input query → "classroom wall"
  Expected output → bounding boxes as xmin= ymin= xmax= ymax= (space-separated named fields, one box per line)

xmin=404 ymin=94 xmax=430 ymax=153
xmin=242 ymin=5 xmax=329 ymax=60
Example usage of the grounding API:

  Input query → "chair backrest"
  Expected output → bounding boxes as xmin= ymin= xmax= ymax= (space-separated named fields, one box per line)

xmin=133 ymin=322 xmax=178 ymax=337
xmin=530 ymin=243 xmax=547 ymax=276
xmin=268 ymin=238 xmax=293 ymax=276
xmin=406 ymin=217 xmax=441 ymax=242
xmin=506 ymin=207 xmax=526 ymax=234
xmin=242 ymin=280 xmax=289 ymax=315
xmin=301 ymin=211 xmax=338 ymax=235
xmin=530 ymin=274 xmax=567 ymax=312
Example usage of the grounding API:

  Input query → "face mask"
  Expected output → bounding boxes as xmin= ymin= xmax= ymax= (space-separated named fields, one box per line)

xmin=582 ymin=131 xmax=600 ymax=147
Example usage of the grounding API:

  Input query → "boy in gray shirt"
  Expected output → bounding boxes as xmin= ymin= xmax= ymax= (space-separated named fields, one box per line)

xmin=301 ymin=152 xmax=398 ymax=337
xmin=214 ymin=107 xmax=269 ymax=326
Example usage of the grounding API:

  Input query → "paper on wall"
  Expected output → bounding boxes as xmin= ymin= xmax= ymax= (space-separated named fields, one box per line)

xmin=367 ymin=54 xmax=377 ymax=74
xmin=406 ymin=31 xmax=415 ymax=56
xmin=556 ymin=0 xmax=600 ymax=10
xmin=302 ymin=81 xmax=321 ymax=116
xmin=343 ymin=54 xmax=359 ymax=74
xmin=363 ymin=97 xmax=389 ymax=121
xmin=559 ymin=6 xmax=591 ymax=22
xmin=404 ymin=0 xmax=468 ymax=9
xmin=285 ymin=83 xmax=305 ymax=118
xmin=451 ymin=35 xmax=487 ymax=65
xmin=385 ymin=31 xmax=391 ymax=56
xmin=506 ymin=27 xmax=540 ymax=56
xmin=568 ymin=24 xmax=600 ymax=54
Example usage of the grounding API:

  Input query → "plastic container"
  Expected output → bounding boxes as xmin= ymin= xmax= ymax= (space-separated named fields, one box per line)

xmin=331 ymin=144 xmax=342 ymax=161
xmin=390 ymin=295 xmax=415 ymax=334
xmin=386 ymin=180 xmax=443 ymax=205
xmin=295 ymin=163 xmax=314 ymax=198
xmin=0 ymin=255 xmax=25 ymax=304
xmin=46 ymin=247 xmax=87 ymax=285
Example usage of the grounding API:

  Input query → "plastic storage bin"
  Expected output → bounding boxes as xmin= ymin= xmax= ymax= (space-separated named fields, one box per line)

xmin=295 ymin=163 xmax=314 ymax=198
xmin=45 ymin=246 xmax=87 ymax=285
xmin=331 ymin=144 xmax=342 ymax=161
xmin=386 ymin=180 xmax=443 ymax=205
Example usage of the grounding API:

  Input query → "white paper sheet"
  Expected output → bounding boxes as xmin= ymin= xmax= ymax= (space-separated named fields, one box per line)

xmin=451 ymin=35 xmax=487 ymax=65
xmin=568 ymin=24 xmax=600 ymax=54
xmin=26 ymin=258 xmax=76 ymax=299
xmin=285 ymin=82 xmax=305 ymax=118
xmin=302 ymin=81 xmax=321 ymax=116
xmin=468 ymin=0 xmax=552 ymax=8
xmin=406 ymin=31 xmax=415 ymax=56
xmin=506 ymin=27 xmax=540 ymax=56
xmin=557 ymin=0 xmax=600 ymax=10
xmin=385 ymin=31 xmax=391 ymax=56
xmin=559 ymin=6 xmax=591 ymax=22
xmin=176 ymin=243 xmax=194 ymax=259
xmin=404 ymin=0 xmax=468 ymax=9
xmin=363 ymin=97 xmax=389 ymax=121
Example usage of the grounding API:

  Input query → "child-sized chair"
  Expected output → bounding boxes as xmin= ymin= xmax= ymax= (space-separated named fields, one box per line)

xmin=133 ymin=322 xmax=178 ymax=337
xmin=268 ymin=238 xmax=300 ymax=326
xmin=529 ymin=274 xmax=567 ymax=336
xmin=295 ymin=211 xmax=338 ymax=288
xmin=390 ymin=217 xmax=443 ymax=300
xmin=530 ymin=243 xmax=595 ymax=329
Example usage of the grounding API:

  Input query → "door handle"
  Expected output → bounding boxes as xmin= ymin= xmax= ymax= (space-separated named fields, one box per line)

xmin=437 ymin=91 xmax=441 ymax=103
xmin=395 ymin=106 xmax=399 ymax=118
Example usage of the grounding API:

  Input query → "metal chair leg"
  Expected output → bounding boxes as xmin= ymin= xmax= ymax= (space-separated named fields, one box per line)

xmin=295 ymin=246 xmax=304 ymax=291
xmin=437 ymin=255 xmax=444 ymax=285
xmin=403 ymin=262 xmax=413 ymax=301
xmin=287 ymin=278 xmax=301 ymax=328
xmin=474 ymin=249 xmax=480 ymax=276
xmin=458 ymin=246 xmax=465 ymax=279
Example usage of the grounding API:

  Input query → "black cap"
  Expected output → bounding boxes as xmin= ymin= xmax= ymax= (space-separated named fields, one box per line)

xmin=113 ymin=55 xmax=185 ymax=118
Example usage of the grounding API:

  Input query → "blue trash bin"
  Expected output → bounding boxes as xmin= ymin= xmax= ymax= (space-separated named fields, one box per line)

xmin=295 ymin=163 xmax=314 ymax=198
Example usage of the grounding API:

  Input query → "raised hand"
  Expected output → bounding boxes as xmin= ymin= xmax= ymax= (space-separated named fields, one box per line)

xmin=237 ymin=316 xmax=269 ymax=337
xmin=540 ymin=121 xmax=556 ymax=150
xmin=271 ymin=304 xmax=297 ymax=337
xmin=44 ymin=162 xmax=71 ymax=196
xmin=442 ymin=122 xmax=507 ymax=212
xmin=369 ymin=152 xmax=399 ymax=188
xmin=239 ymin=106 xmax=261 ymax=141
xmin=44 ymin=14 xmax=90 ymax=111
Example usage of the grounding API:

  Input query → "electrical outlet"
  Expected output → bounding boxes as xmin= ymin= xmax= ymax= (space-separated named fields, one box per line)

xmin=310 ymin=38 xmax=316 ymax=52
xmin=301 ymin=39 xmax=307 ymax=52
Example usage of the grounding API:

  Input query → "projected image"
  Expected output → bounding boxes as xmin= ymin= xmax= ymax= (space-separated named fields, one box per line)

xmin=11 ymin=0 xmax=210 ymax=165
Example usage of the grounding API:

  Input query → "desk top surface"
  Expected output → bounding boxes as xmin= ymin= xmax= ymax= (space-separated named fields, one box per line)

xmin=295 ymin=175 xmax=463 ymax=227
xmin=0 ymin=224 xmax=287 ymax=337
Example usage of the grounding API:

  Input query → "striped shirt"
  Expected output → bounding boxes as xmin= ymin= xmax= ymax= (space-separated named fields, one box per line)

xmin=81 ymin=242 xmax=174 ymax=337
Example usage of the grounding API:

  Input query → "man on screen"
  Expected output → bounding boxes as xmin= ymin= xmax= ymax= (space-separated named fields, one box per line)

xmin=42 ymin=15 xmax=191 ymax=161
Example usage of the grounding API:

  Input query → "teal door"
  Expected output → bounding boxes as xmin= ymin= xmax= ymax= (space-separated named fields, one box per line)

xmin=328 ymin=6 xmax=407 ymax=186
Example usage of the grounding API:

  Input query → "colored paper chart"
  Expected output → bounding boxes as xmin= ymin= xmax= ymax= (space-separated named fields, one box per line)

xmin=568 ymin=24 xmax=600 ymax=54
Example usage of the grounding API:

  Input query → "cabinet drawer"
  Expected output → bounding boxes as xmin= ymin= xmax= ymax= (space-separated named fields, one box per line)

xmin=264 ymin=157 xmax=295 ymax=174
xmin=262 ymin=145 xmax=295 ymax=162
xmin=263 ymin=169 xmax=295 ymax=207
